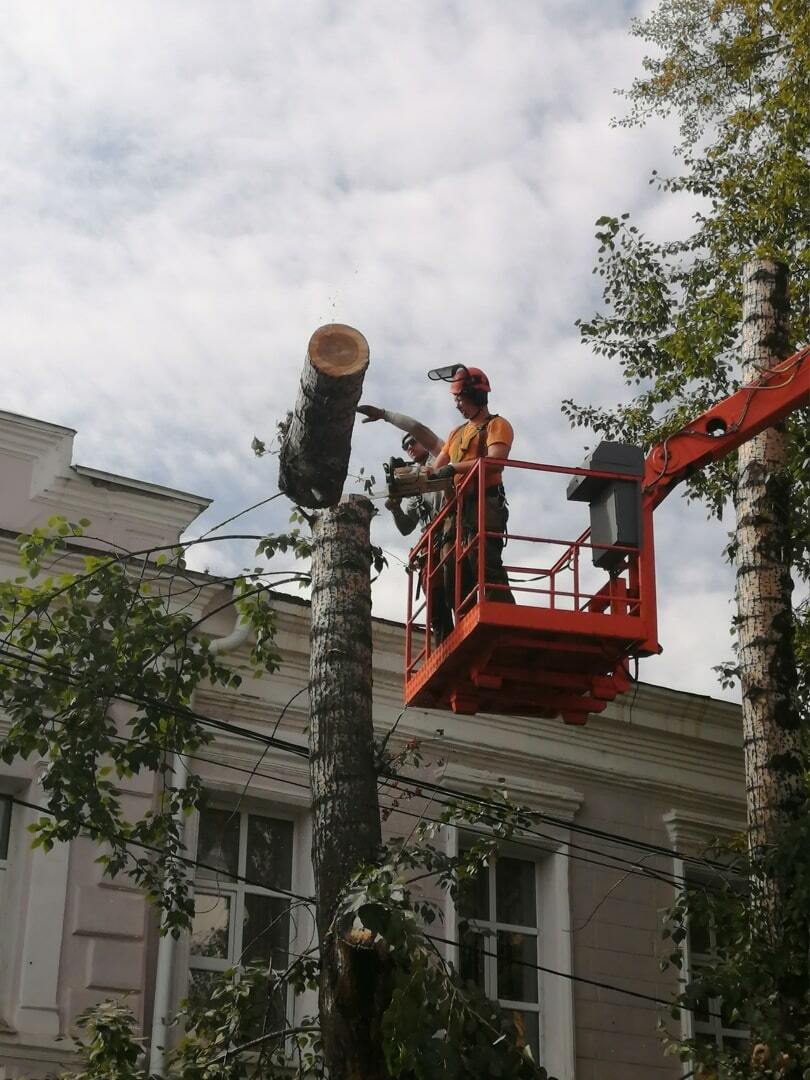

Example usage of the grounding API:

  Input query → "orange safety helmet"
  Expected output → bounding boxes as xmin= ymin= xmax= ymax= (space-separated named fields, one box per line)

xmin=449 ymin=366 xmax=491 ymax=397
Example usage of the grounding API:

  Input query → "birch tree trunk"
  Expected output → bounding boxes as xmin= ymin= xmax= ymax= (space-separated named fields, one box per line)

xmin=308 ymin=495 xmax=389 ymax=1080
xmin=735 ymin=259 xmax=803 ymax=932
xmin=278 ymin=324 xmax=370 ymax=508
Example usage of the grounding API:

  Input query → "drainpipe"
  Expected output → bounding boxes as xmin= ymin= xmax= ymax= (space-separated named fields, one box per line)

xmin=148 ymin=616 xmax=250 ymax=1076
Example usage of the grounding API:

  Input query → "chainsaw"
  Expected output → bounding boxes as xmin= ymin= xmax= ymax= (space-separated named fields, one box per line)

xmin=379 ymin=456 xmax=455 ymax=500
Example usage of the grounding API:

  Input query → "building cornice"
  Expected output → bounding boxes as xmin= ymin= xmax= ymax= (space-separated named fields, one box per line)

xmin=663 ymin=807 xmax=746 ymax=855
xmin=440 ymin=762 xmax=583 ymax=822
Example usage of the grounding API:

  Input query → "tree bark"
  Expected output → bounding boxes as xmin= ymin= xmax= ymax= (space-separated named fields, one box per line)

xmin=735 ymin=259 xmax=803 ymax=922
xmin=308 ymin=495 xmax=389 ymax=1080
xmin=279 ymin=324 xmax=370 ymax=508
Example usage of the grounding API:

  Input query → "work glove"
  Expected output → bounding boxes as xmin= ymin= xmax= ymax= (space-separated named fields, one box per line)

xmin=431 ymin=464 xmax=455 ymax=481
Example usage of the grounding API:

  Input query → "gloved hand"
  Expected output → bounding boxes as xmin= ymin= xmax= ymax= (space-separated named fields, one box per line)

xmin=431 ymin=464 xmax=456 ymax=481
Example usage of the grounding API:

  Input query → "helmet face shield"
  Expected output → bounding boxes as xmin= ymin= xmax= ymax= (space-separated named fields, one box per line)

xmin=428 ymin=364 xmax=491 ymax=402
xmin=427 ymin=364 xmax=468 ymax=383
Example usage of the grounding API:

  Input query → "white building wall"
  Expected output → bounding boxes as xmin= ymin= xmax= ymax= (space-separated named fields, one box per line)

xmin=0 ymin=410 xmax=746 ymax=1079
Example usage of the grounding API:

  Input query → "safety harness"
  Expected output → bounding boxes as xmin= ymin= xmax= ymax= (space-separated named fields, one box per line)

xmin=448 ymin=414 xmax=500 ymax=464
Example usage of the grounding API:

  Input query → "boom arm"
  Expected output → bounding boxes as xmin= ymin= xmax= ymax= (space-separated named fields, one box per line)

xmin=642 ymin=347 xmax=809 ymax=511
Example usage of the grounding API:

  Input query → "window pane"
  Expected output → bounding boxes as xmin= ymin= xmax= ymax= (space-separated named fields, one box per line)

xmin=723 ymin=1035 xmax=749 ymax=1057
xmin=190 ymin=894 xmax=231 ymax=959
xmin=497 ymin=930 xmax=539 ymax=1004
xmin=692 ymin=994 xmax=712 ymax=1024
xmin=186 ymin=968 xmax=222 ymax=1013
xmin=241 ymin=975 xmax=288 ymax=1047
xmin=247 ymin=815 xmax=294 ymax=891
xmin=241 ymin=895 xmax=291 ymax=1046
xmin=496 ymin=857 xmax=536 ymax=927
xmin=693 ymin=1030 xmax=717 ymax=1052
xmin=459 ymin=927 xmax=487 ymax=990
xmin=0 ymin=796 xmax=10 ymax=860
xmin=457 ymin=866 xmax=490 ymax=921
xmin=687 ymin=903 xmax=711 ymax=956
xmin=196 ymin=808 xmax=240 ymax=882
xmin=242 ymin=894 xmax=291 ymax=970
xmin=508 ymin=1008 xmax=540 ymax=1063
xmin=721 ymin=998 xmax=744 ymax=1030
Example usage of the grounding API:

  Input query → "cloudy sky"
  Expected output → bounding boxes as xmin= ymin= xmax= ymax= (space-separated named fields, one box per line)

xmin=1 ymin=0 xmax=741 ymax=702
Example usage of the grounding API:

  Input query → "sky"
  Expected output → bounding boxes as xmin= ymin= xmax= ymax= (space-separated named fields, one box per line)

xmin=0 ymin=0 xmax=742 ymax=702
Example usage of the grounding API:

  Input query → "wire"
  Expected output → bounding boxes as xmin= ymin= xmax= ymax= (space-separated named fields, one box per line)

xmin=223 ymin=686 xmax=310 ymax=828
xmin=10 ymin=796 xmax=315 ymax=904
xmin=2 ymin=639 xmax=739 ymax=881
xmin=194 ymin=493 xmax=286 ymax=541
xmin=14 ymin=790 xmax=719 ymax=1018
xmin=0 ymin=644 xmax=310 ymax=761
xmin=2 ymin=635 xmax=742 ymax=878
xmin=425 ymin=929 xmax=718 ymax=1017
xmin=1 ymin=662 xmax=693 ymax=901
xmin=380 ymin=770 xmax=737 ymax=877
xmin=376 ymin=779 xmax=724 ymax=895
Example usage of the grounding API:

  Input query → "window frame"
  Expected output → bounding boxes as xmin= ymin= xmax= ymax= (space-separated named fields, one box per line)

xmin=0 ymin=793 xmax=10 ymax=863
xmin=457 ymin=836 xmax=543 ymax=1062
xmin=188 ymin=801 xmax=301 ymax=1032
xmin=681 ymin=866 xmax=750 ymax=1056
xmin=0 ymin=793 xmax=13 ymax=1025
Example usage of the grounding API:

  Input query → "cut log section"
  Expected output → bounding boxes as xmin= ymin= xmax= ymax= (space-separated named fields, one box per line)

xmin=278 ymin=324 xmax=370 ymax=508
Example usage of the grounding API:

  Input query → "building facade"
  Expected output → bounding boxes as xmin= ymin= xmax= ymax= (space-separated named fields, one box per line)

xmin=0 ymin=410 xmax=746 ymax=1079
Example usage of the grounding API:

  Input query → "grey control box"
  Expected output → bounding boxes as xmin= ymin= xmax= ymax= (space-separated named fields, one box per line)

xmin=566 ymin=442 xmax=645 ymax=572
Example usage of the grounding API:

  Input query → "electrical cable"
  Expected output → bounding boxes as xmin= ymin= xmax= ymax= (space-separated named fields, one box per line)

xmin=1 ymin=639 xmax=738 ymax=882
xmin=10 ymin=796 xmax=315 ymax=904
xmin=424 ymin=929 xmax=719 ymax=1017
xmin=0 ymin=644 xmax=310 ymax=760
xmin=12 ymin=790 xmax=720 ymax=1019
xmin=1 ymin=641 xmax=740 ymax=875
xmin=380 ymin=769 xmax=738 ymax=876
xmin=376 ymin=779 xmax=709 ymax=894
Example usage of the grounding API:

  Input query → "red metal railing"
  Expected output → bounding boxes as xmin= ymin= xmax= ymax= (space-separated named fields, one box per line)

xmin=404 ymin=456 xmax=658 ymax=680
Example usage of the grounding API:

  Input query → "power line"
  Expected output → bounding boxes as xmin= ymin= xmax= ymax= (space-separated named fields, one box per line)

xmin=425 ymin=929 xmax=715 ymax=1016
xmin=10 ymin=797 xmax=315 ymax=905
xmin=376 ymin=780 xmax=700 ymax=893
xmin=2 ymin=641 xmax=738 ymax=876
xmin=0 ymin=645 xmax=310 ymax=760
xmin=11 ymin=794 xmax=717 ymax=1019
xmin=382 ymin=769 xmax=737 ymax=878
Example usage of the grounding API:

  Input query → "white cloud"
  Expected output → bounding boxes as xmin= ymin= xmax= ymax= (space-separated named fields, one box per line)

xmin=1 ymin=0 xmax=747 ymax=703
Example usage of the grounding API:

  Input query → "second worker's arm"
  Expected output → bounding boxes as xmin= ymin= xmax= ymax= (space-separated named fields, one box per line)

xmin=357 ymin=405 xmax=444 ymax=458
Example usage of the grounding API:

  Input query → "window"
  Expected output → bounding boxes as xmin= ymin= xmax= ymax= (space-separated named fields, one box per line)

xmin=458 ymin=844 xmax=541 ymax=1062
xmin=189 ymin=806 xmax=295 ymax=1041
xmin=685 ymin=872 xmax=749 ymax=1057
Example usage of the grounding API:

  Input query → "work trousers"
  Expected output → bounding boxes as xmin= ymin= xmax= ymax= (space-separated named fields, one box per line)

xmin=421 ymin=542 xmax=455 ymax=644
xmin=444 ymin=487 xmax=515 ymax=611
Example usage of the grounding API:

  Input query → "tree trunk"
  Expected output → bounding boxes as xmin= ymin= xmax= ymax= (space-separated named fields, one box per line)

xmin=279 ymin=324 xmax=370 ymax=508
xmin=308 ymin=495 xmax=389 ymax=1080
xmin=735 ymin=259 xmax=803 ymax=925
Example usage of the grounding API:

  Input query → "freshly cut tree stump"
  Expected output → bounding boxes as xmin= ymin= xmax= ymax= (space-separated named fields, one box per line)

xmin=278 ymin=323 xmax=370 ymax=507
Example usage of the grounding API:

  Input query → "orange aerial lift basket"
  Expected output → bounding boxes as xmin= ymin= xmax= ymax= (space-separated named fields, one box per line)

xmin=403 ymin=349 xmax=809 ymax=724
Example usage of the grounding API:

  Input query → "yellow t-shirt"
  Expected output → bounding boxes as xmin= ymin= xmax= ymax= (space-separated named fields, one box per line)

xmin=441 ymin=415 xmax=514 ymax=488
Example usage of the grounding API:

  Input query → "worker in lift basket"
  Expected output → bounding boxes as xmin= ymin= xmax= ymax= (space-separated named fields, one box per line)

xmin=424 ymin=364 xmax=515 ymax=609
xmin=355 ymin=408 xmax=454 ymax=642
